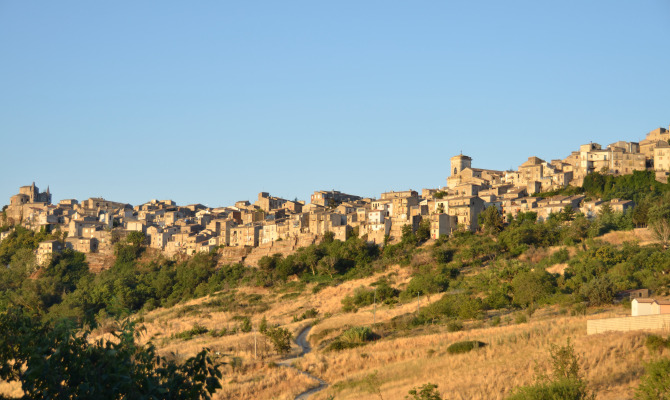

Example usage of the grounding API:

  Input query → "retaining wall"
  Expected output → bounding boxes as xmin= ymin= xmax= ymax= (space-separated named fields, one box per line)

xmin=587 ymin=314 xmax=670 ymax=335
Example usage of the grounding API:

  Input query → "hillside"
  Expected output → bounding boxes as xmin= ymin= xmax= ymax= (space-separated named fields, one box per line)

xmin=2 ymin=200 xmax=670 ymax=399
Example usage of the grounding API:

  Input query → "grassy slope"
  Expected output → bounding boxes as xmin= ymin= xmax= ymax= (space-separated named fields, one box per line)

xmin=0 ymin=228 xmax=662 ymax=399
xmin=135 ymin=251 xmax=656 ymax=399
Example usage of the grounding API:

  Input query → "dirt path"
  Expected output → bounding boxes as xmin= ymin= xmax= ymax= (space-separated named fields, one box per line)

xmin=278 ymin=326 xmax=328 ymax=400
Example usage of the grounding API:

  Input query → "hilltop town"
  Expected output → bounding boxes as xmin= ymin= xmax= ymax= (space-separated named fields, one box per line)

xmin=2 ymin=124 xmax=670 ymax=269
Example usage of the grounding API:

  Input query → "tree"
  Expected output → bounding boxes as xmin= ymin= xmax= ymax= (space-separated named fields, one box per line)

xmin=401 ymin=224 xmax=416 ymax=245
xmin=264 ymin=326 xmax=292 ymax=354
xmin=650 ymin=218 xmax=670 ymax=248
xmin=259 ymin=316 xmax=268 ymax=334
xmin=478 ymin=206 xmax=503 ymax=234
xmin=406 ymin=383 xmax=443 ymax=400
xmin=579 ymin=276 xmax=615 ymax=306
xmin=126 ymin=231 xmax=146 ymax=247
xmin=636 ymin=358 xmax=670 ymax=400
xmin=0 ymin=310 xmax=222 ymax=400
xmin=416 ymin=220 xmax=431 ymax=242
xmin=240 ymin=316 xmax=252 ymax=332
xmin=562 ymin=205 xmax=575 ymax=222
xmin=511 ymin=269 xmax=555 ymax=308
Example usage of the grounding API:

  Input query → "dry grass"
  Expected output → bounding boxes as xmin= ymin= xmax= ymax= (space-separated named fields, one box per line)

xmin=302 ymin=312 xmax=654 ymax=400
xmin=546 ymin=262 xmax=569 ymax=275
xmin=599 ymin=227 xmax=656 ymax=246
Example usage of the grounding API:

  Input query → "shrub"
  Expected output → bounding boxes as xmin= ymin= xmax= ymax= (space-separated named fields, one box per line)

xmin=507 ymin=338 xmax=593 ymax=400
xmin=515 ymin=313 xmax=527 ymax=324
xmin=645 ymin=334 xmax=669 ymax=354
xmin=406 ymin=383 xmax=443 ymax=400
xmin=446 ymin=340 xmax=486 ymax=355
xmin=326 ymin=326 xmax=376 ymax=351
xmin=636 ymin=358 xmax=670 ymax=399
xmin=506 ymin=378 xmax=593 ymax=400
xmin=446 ymin=320 xmax=463 ymax=332
xmin=174 ymin=323 xmax=209 ymax=340
xmin=240 ymin=316 xmax=252 ymax=333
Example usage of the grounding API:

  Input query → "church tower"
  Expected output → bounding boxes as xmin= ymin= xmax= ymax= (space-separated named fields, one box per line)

xmin=450 ymin=154 xmax=472 ymax=177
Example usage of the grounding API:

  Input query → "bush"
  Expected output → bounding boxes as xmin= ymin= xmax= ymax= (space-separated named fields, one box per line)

xmin=645 ymin=334 xmax=669 ymax=353
xmin=506 ymin=378 xmax=593 ymax=400
xmin=446 ymin=320 xmax=463 ymax=332
xmin=174 ymin=323 xmax=209 ymax=340
xmin=636 ymin=358 xmax=670 ymax=399
xmin=446 ymin=340 xmax=486 ymax=355
xmin=515 ymin=313 xmax=527 ymax=324
xmin=406 ymin=383 xmax=443 ymax=400
xmin=326 ymin=326 xmax=376 ymax=352
xmin=240 ymin=316 xmax=252 ymax=333
xmin=507 ymin=338 xmax=593 ymax=400
xmin=342 ymin=284 xmax=399 ymax=312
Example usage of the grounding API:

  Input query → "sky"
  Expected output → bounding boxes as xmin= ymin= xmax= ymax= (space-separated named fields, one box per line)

xmin=1 ymin=1 xmax=669 ymax=207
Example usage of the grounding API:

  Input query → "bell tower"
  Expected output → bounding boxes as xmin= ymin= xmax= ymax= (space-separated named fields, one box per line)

xmin=450 ymin=154 xmax=472 ymax=177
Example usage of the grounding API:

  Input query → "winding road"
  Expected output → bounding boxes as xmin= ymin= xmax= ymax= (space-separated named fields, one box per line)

xmin=278 ymin=326 xmax=328 ymax=400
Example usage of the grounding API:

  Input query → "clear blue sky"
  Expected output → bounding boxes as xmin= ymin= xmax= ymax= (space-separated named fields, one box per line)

xmin=1 ymin=1 xmax=669 ymax=207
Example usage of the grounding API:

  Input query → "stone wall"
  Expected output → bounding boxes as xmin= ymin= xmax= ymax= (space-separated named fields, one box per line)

xmin=587 ymin=314 xmax=670 ymax=335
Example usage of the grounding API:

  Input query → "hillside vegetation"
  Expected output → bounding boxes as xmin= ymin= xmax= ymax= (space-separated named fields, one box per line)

xmin=3 ymin=173 xmax=670 ymax=398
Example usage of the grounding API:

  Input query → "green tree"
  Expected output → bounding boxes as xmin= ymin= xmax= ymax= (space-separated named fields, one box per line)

xmin=561 ymin=205 xmax=575 ymax=222
xmin=264 ymin=326 xmax=292 ymax=354
xmin=0 ymin=310 xmax=223 ymax=400
xmin=259 ymin=316 xmax=268 ymax=334
xmin=511 ymin=269 xmax=555 ymax=308
xmin=126 ymin=231 xmax=147 ymax=247
xmin=401 ymin=224 xmax=417 ymax=245
xmin=478 ymin=206 xmax=503 ymax=234
xmin=416 ymin=220 xmax=431 ymax=242
xmin=579 ymin=276 xmax=615 ymax=306
xmin=240 ymin=316 xmax=252 ymax=332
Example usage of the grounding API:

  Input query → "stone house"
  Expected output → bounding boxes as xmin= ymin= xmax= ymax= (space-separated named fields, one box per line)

xmin=255 ymin=192 xmax=288 ymax=212
xmin=310 ymin=190 xmax=362 ymax=206
xmin=36 ymin=240 xmax=62 ymax=265
xmin=65 ymin=237 xmax=98 ymax=253
xmin=229 ymin=224 xmax=262 ymax=247
xmin=609 ymin=199 xmax=634 ymax=214
xmin=446 ymin=196 xmax=485 ymax=232
xmin=430 ymin=213 xmax=456 ymax=239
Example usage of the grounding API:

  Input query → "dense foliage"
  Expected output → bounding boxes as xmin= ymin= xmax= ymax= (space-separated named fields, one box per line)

xmin=0 ymin=309 xmax=222 ymax=400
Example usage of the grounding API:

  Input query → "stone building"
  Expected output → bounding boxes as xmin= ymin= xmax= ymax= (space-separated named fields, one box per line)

xmin=36 ymin=240 xmax=62 ymax=266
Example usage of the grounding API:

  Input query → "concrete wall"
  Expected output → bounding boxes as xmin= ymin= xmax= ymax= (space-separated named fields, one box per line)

xmin=587 ymin=314 xmax=670 ymax=335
